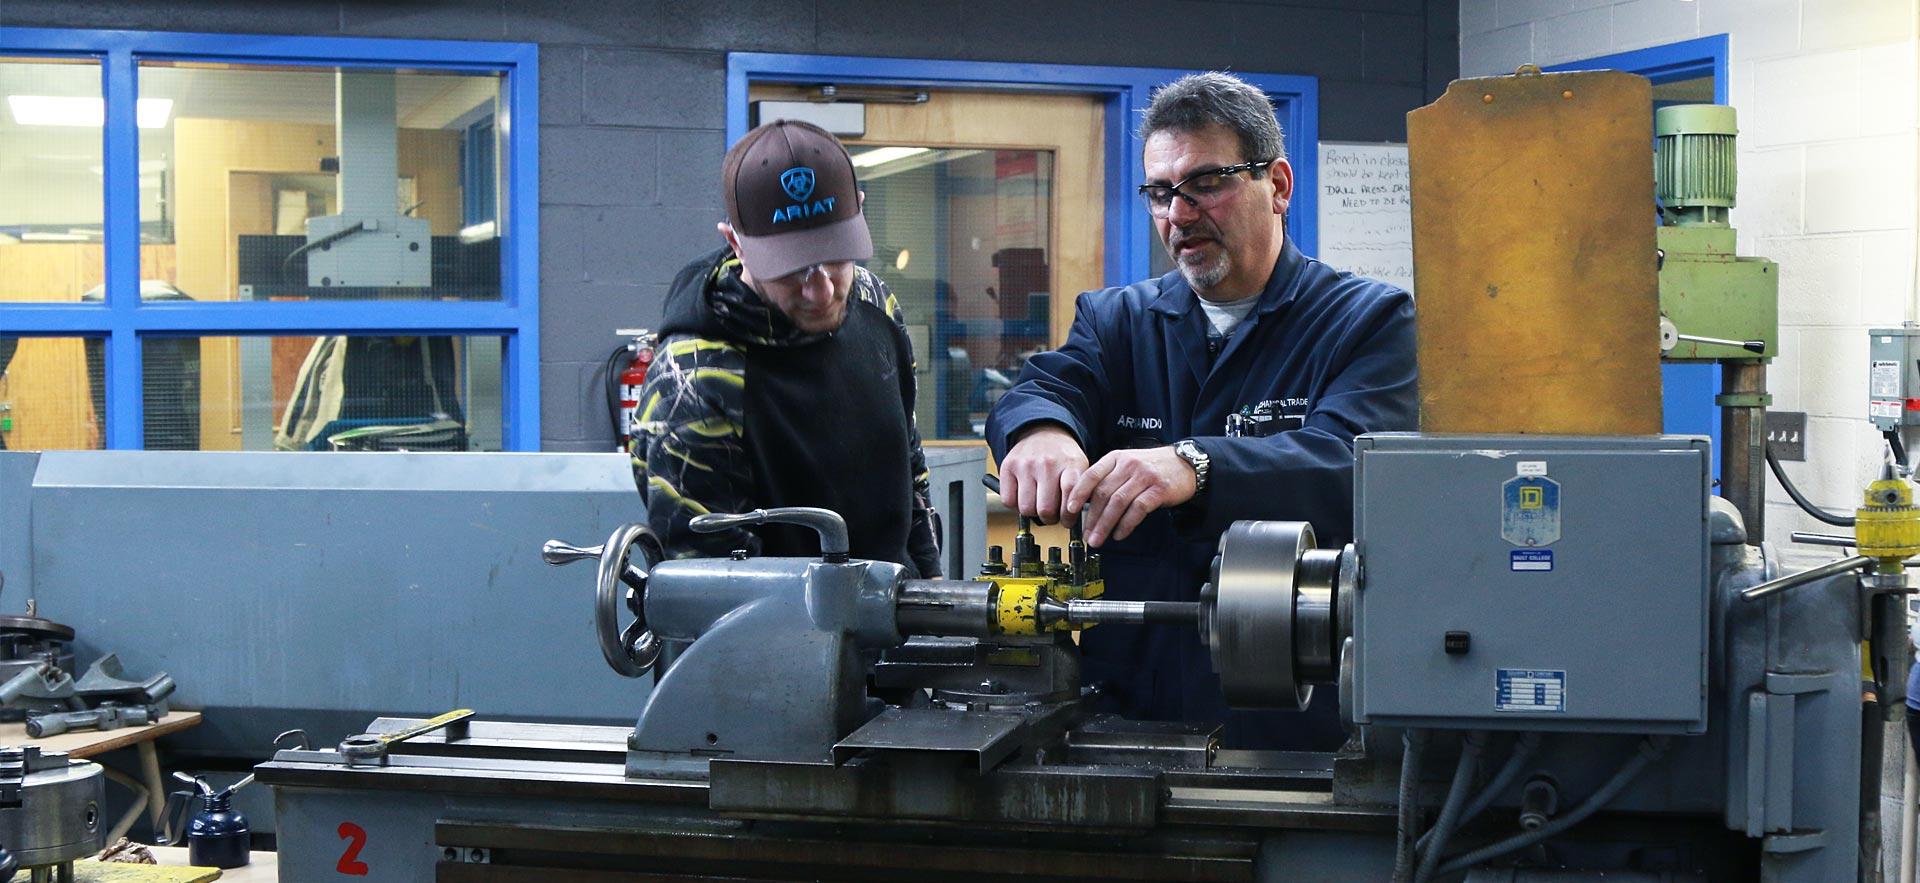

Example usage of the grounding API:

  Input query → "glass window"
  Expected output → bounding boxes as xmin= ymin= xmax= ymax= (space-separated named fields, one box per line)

xmin=0 ymin=336 xmax=104 ymax=451
xmin=164 ymin=334 xmax=504 ymax=452
xmin=0 ymin=29 xmax=533 ymax=452
xmin=0 ymin=58 xmax=104 ymax=302
xmin=138 ymin=62 xmax=504 ymax=302
xmin=858 ymin=147 xmax=1054 ymax=441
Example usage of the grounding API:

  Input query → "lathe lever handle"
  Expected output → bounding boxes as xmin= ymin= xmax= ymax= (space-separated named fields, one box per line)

xmin=691 ymin=507 xmax=850 ymax=562
xmin=541 ymin=540 xmax=601 ymax=566
xmin=1740 ymin=555 xmax=1874 ymax=601
xmin=1789 ymin=532 xmax=1859 ymax=548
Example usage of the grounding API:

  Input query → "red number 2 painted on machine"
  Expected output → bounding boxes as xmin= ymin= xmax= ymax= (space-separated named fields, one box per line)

xmin=337 ymin=822 xmax=370 ymax=875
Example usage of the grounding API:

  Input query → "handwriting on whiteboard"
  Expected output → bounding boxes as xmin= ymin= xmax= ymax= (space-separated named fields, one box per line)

xmin=1318 ymin=143 xmax=1413 ymax=292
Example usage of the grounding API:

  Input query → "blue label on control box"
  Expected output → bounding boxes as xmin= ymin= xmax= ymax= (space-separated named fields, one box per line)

xmin=1500 ymin=475 xmax=1561 ymax=547
xmin=1510 ymin=549 xmax=1554 ymax=572
xmin=1497 ymin=669 xmax=1566 ymax=713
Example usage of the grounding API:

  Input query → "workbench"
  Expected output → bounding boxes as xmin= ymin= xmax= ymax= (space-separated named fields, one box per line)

xmin=1 ymin=712 xmax=203 ymax=844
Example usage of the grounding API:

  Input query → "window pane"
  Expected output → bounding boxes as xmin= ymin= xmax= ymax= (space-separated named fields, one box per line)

xmin=0 ymin=58 xmax=104 ymax=303
xmin=858 ymin=148 xmax=1053 ymax=441
xmin=162 ymin=334 xmax=503 ymax=451
xmin=139 ymin=62 xmax=504 ymax=302
xmin=0 ymin=336 xmax=104 ymax=451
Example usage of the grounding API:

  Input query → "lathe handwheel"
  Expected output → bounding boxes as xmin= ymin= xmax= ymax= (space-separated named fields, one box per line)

xmin=594 ymin=523 xmax=664 ymax=678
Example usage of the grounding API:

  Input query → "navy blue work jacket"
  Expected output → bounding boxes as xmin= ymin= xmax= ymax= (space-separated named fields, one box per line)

xmin=986 ymin=240 xmax=1417 ymax=750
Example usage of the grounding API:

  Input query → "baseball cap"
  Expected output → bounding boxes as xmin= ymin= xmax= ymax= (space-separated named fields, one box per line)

xmin=722 ymin=119 xmax=874 ymax=281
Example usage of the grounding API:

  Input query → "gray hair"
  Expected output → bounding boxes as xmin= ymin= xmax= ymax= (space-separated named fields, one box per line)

xmin=1138 ymin=72 xmax=1286 ymax=171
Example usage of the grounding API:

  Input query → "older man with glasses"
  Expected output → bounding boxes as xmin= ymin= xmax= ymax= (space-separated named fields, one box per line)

xmin=987 ymin=71 xmax=1417 ymax=750
xmin=632 ymin=119 xmax=941 ymax=579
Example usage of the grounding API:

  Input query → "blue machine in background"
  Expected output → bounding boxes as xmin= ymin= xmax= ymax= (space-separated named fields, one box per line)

xmin=0 ymin=451 xmax=645 ymax=756
xmin=0 ymin=447 xmax=987 ymax=764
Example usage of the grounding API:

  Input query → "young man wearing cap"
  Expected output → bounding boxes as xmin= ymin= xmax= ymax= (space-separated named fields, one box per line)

xmin=630 ymin=120 xmax=941 ymax=577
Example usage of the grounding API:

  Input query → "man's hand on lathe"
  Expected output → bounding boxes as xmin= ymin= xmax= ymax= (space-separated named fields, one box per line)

xmin=998 ymin=426 xmax=1090 ymax=525
xmin=1067 ymin=446 xmax=1197 ymax=548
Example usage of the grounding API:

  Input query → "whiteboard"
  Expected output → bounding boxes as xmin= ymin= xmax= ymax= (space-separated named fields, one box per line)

xmin=1317 ymin=142 xmax=1413 ymax=292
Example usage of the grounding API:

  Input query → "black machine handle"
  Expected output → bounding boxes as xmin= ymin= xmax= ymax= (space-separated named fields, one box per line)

xmin=982 ymin=472 xmax=1086 ymax=542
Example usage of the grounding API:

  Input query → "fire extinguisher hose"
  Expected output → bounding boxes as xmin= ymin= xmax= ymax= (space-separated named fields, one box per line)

xmin=605 ymin=343 xmax=631 ymax=447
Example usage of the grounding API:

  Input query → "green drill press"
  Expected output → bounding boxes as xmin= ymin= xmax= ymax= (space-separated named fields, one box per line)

xmin=1654 ymin=104 xmax=1779 ymax=540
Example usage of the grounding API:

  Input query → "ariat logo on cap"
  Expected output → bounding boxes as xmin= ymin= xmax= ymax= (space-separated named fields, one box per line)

xmin=772 ymin=166 xmax=835 ymax=224
xmin=780 ymin=166 xmax=815 ymax=201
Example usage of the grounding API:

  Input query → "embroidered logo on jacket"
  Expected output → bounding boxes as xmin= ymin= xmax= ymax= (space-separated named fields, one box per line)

xmin=1226 ymin=397 xmax=1309 ymax=437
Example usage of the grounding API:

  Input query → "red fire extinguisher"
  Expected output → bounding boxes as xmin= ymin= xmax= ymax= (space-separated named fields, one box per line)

xmin=612 ymin=330 xmax=657 ymax=451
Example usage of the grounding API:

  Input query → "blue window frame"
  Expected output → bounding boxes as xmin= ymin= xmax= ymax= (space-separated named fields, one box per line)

xmin=1550 ymin=35 xmax=1730 ymax=456
xmin=725 ymin=54 xmax=1319 ymax=289
xmin=1551 ymin=35 xmax=1729 ymax=103
xmin=0 ymin=28 xmax=540 ymax=450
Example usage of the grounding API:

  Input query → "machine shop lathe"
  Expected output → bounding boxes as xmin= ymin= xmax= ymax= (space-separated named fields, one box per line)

xmin=257 ymin=431 xmax=1877 ymax=881
xmin=258 ymin=70 xmax=1893 ymax=882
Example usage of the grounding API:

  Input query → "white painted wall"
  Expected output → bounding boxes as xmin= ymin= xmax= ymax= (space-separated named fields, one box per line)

xmin=1460 ymin=0 xmax=1920 ymax=562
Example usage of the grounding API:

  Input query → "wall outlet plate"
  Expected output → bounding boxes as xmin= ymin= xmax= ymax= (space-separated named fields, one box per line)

xmin=1765 ymin=411 xmax=1806 ymax=461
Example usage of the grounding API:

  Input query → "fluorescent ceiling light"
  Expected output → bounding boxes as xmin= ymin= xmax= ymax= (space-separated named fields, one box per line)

xmin=850 ymin=146 xmax=929 ymax=169
xmin=458 ymin=221 xmax=497 ymax=244
xmin=6 ymin=96 xmax=174 ymax=129
xmin=7 ymin=96 xmax=99 ymax=127
xmin=137 ymin=99 xmax=173 ymax=128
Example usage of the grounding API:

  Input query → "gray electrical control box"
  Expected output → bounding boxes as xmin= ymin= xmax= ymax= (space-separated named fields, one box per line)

xmin=1869 ymin=326 xmax=1920 ymax=430
xmin=1350 ymin=434 xmax=1711 ymax=734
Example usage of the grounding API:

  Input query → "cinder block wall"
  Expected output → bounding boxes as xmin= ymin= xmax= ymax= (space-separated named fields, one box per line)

xmin=0 ymin=0 xmax=1460 ymax=451
xmin=1459 ymin=0 xmax=1920 ymax=560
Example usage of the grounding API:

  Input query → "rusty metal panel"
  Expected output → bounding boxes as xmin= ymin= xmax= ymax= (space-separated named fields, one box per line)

xmin=1409 ymin=69 xmax=1662 ymax=435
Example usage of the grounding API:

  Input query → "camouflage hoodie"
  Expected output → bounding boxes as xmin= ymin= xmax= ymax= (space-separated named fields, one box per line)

xmin=630 ymin=245 xmax=942 ymax=576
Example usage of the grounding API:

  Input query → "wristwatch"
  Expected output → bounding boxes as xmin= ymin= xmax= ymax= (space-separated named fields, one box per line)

xmin=1173 ymin=439 xmax=1210 ymax=496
